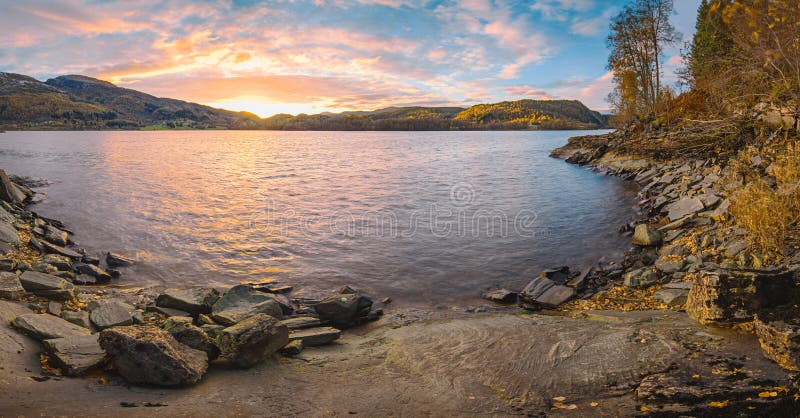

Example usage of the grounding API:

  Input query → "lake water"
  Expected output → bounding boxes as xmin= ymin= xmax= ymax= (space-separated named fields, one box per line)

xmin=0 ymin=130 xmax=637 ymax=305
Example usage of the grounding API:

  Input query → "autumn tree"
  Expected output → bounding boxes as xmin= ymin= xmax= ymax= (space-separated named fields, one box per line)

xmin=720 ymin=1 xmax=800 ymax=121
xmin=607 ymin=0 xmax=680 ymax=123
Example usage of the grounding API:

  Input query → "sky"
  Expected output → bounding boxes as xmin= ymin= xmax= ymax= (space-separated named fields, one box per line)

xmin=0 ymin=0 xmax=701 ymax=116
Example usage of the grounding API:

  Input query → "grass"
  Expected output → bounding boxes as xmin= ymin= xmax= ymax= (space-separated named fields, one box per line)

xmin=728 ymin=140 xmax=800 ymax=258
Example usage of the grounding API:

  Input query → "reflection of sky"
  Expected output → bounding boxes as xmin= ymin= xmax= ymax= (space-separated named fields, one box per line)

xmin=0 ymin=0 xmax=700 ymax=115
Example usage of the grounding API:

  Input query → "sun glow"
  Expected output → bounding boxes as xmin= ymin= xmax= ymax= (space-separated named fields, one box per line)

xmin=205 ymin=98 xmax=340 ymax=118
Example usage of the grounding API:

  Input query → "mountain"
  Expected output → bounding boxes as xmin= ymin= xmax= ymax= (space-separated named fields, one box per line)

xmin=0 ymin=72 xmax=608 ymax=130
xmin=0 ymin=73 xmax=260 ymax=129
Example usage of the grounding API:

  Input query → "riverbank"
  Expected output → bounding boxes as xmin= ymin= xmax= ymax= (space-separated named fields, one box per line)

xmin=1 ymin=124 xmax=799 ymax=415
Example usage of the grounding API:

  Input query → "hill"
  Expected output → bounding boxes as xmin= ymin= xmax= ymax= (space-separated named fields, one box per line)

xmin=0 ymin=72 xmax=608 ymax=130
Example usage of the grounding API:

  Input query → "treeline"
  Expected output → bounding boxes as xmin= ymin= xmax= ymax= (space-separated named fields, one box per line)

xmin=607 ymin=0 xmax=800 ymax=129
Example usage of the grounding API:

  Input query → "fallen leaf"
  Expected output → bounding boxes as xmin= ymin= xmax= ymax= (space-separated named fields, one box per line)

xmin=553 ymin=396 xmax=566 ymax=402
xmin=692 ymin=374 xmax=700 ymax=379
xmin=566 ymin=404 xmax=578 ymax=410
xmin=590 ymin=402 xmax=599 ymax=407
xmin=640 ymin=406 xmax=650 ymax=412
xmin=709 ymin=400 xmax=729 ymax=408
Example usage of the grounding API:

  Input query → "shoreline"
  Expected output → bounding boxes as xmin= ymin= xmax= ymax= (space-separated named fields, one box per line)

xmin=1 ymin=131 xmax=799 ymax=415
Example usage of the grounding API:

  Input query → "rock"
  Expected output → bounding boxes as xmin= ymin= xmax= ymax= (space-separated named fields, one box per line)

xmin=42 ymin=225 xmax=69 ymax=246
xmin=105 ymin=252 xmax=134 ymax=267
xmin=0 ymin=300 xmax=32 ymax=325
xmin=0 ymin=271 xmax=24 ymax=299
xmin=0 ymin=221 xmax=19 ymax=245
xmin=89 ymin=299 xmax=136 ymax=330
xmin=0 ymin=169 xmax=26 ymax=204
xmin=518 ymin=277 xmax=575 ymax=310
xmin=18 ymin=271 xmax=74 ymax=300
xmin=146 ymin=305 xmax=191 ymax=317
xmin=685 ymin=269 xmax=795 ymax=325
xmin=47 ymin=301 xmax=62 ymax=316
xmin=162 ymin=319 xmax=219 ymax=360
xmin=664 ymin=281 xmax=693 ymax=290
xmin=40 ymin=240 xmax=83 ymax=259
xmin=708 ymin=199 xmax=730 ymax=219
xmin=73 ymin=263 xmax=112 ymax=281
xmin=288 ymin=326 xmax=341 ymax=346
xmin=539 ymin=266 xmax=571 ymax=285
xmin=43 ymin=254 xmax=72 ymax=271
xmin=280 ymin=340 xmax=303 ymax=356
xmin=0 ymin=205 xmax=15 ymax=224
xmin=211 ymin=285 xmax=284 ymax=326
xmin=156 ymin=288 xmax=220 ymax=316
xmin=654 ymin=289 xmax=689 ymax=307
xmin=480 ymin=288 xmax=518 ymax=304
xmin=754 ymin=316 xmax=800 ymax=371
xmin=215 ymin=313 xmax=289 ymax=368
xmin=71 ymin=274 xmax=97 ymax=285
xmin=12 ymin=313 xmax=91 ymax=341
xmin=279 ymin=315 xmax=324 ymax=330
xmin=313 ymin=292 xmax=374 ymax=328
xmin=61 ymin=310 xmax=92 ymax=329
xmin=99 ymin=325 xmax=208 ymax=386
xmin=632 ymin=224 xmax=662 ymax=247
xmin=623 ymin=267 xmax=660 ymax=288
xmin=42 ymin=335 xmax=105 ymax=376
xmin=724 ymin=240 xmax=748 ymax=258
xmin=667 ymin=197 xmax=704 ymax=221
xmin=200 ymin=324 xmax=225 ymax=340
xmin=655 ymin=257 xmax=685 ymax=274
xmin=81 ymin=254 xmax=100 ymax=265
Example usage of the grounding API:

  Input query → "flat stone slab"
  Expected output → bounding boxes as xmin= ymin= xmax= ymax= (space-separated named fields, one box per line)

xmin=12 ymin=313 xmax=91 ymax=341
xmin=289 ymin=327 xmax=341 ymax=347
xmin=0 ymin=300 xmax=32 ymax=325
xmin=74 ymin=263 xmax=112 ymax=281
xmin=19 ymin=271 xmax=74 ymax=300
xmin=0 ymin=272 xmax=24 ymax=299
xmin=519 ymin=277 xmax=575 ymax=309
xmin=667 ymin=197 xmax=704 ymax=221
xmin=654 ymin=289 xmax=689 ymax=307
xmin=61 ymin=310 xmax=92 ymax=329
xmin=0 ymin=221 xmax=20 ymax=245
xmin=89 ymin=299 xmax=136 ymax=330
xmin=42 ymin=335 xmax=105 ymax=376
xmin=157 ymin=288 xmax=219 ymax=316
xmin=279 ymin=316 xmax=324 ymax=330
xmin=40 ymin=240 xmax=82 ymax=259
xmin=481 ymin=289 xmax=518 ymax=304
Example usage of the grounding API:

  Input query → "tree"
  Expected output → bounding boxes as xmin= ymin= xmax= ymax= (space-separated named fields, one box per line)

xmin=607 ymin=0 xmax=680 ymax=123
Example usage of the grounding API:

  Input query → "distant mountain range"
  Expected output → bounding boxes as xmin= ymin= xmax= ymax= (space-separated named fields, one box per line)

xmin=0 ymin=72 xmax=609 ymax=130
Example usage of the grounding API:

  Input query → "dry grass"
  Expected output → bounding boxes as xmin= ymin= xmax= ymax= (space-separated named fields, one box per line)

xmin=729 ymin=141 xmax=800 ymax=257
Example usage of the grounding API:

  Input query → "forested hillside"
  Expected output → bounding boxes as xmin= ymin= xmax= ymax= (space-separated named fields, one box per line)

xmin=0 ymin=72 xmax=608 ymax=130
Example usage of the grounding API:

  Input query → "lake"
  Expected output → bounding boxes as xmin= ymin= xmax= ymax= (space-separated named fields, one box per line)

xmin=0 ymin=130 xmax=637 ymax=305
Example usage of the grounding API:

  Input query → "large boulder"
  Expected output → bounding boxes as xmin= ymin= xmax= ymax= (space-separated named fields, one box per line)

xmin=99 ymin=325 xmax=208 ymax=386
xmin=518 ymin=276 xmax=575 ymax=310
xmin=215 ymin=313 xmax=288 ymax=368
xmin=686 ymin=269 xmax=796 ymax=325
xmin=0 ymin=169 xmax=26 ymax=204
xmin=42 ymin=335 xmax=105 ymax=376
xmin=89 ymin=299 xmax=136 ymax=330
xmin=12 ymin=313 xmax=91 ymax=341
xmin=0 ymin=271 xmax=24 ymax=299
xmin=211 ymin=285 xmax=283 ymax=326
xmin=632 ymin=224 xmax=662 ymax=247
xmin=157 ymin=287 xmax=220 ymax=316
xmin=19 ymin=271 xmax=74 ymax=300
xmin=313 ymin=292 xmax=374 ymax=328
xmin=162 ymin=317 xmax=219 ymax=360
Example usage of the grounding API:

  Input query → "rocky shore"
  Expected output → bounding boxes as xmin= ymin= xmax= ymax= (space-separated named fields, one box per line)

xmin=2 ymin=128 xmax=800 ymax=416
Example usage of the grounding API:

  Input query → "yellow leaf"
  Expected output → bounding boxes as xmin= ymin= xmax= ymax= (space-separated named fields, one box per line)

xmin=640 ymin=406 xmax=650 ymax=412
xmin=553 ymin=396 xmax=566 ymax=402
xmin=709 ymin=400 xmax=729 ymax=408
xmin=566 ymin=404 xmax=578 ymax=410
xmin=692 ymin=374 xmax=700 ymax=379
xmin=590 ymin=402 xmax=599 ymax=407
